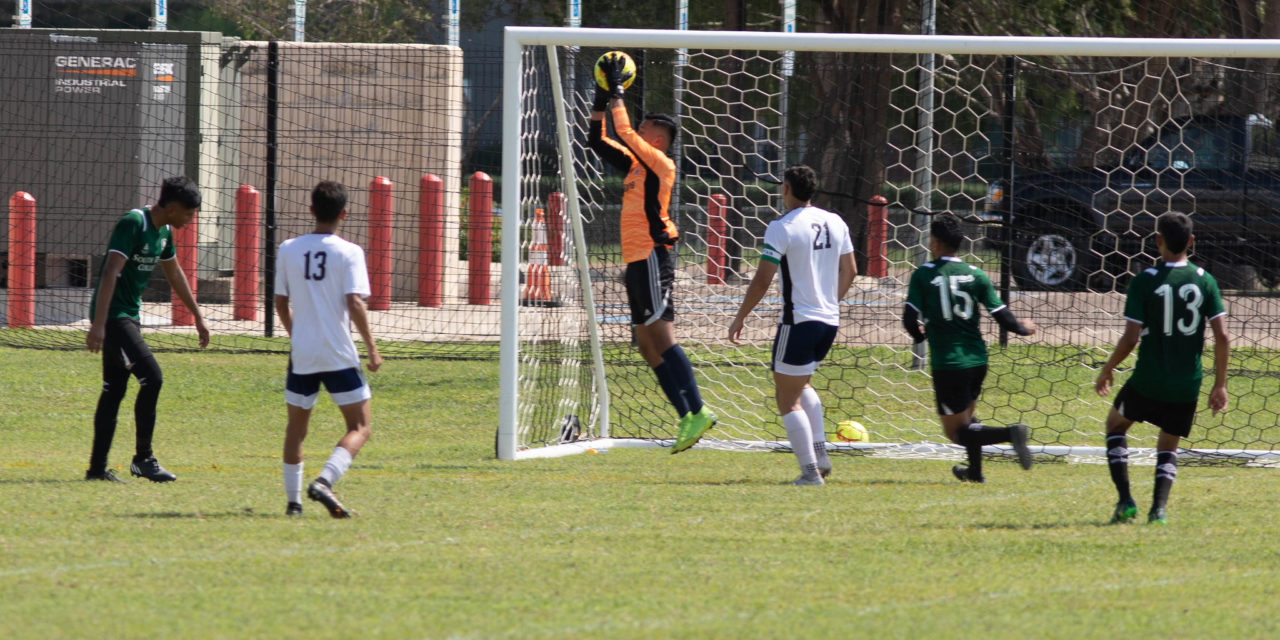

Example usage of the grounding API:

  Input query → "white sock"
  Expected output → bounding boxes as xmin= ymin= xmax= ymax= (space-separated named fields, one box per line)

xmin=283 ymin=462 xmax=304 ymax=504
xmin=800 ymin=387 xmax=828 ymax=467
xmin=318 ymin=446 xmax=353 ymax=486
xmin=783 ymin=410 xmax=818 ymax=477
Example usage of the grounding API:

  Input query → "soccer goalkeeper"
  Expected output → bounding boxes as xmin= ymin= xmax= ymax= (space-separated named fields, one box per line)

xmin=587 ymin=52 xmax=715 ymax=453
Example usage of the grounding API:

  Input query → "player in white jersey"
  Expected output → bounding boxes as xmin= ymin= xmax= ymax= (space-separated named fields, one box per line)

xmin=729 ymin=165 xmax=857 ymax=485
xmin=274 ymin=181 xmax=383 ymax=518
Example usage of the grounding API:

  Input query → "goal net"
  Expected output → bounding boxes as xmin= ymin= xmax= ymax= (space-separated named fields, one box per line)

xmin=499 ymin=28 xmax=1280 ymax=465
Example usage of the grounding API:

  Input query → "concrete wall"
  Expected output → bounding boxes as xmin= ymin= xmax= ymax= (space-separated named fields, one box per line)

xmin=234 ymin=42 xmax=465 ymax=303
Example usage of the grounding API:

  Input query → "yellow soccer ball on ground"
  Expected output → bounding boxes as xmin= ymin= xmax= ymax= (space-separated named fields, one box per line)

xmin=594 ymin=51 xmax=637 ymax=91
xmin=835 ymin=420 xmax=870 ymax=443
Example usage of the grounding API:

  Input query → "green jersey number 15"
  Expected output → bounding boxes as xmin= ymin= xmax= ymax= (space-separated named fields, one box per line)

xmin=930 ymin=274 xmax=975 ymax=321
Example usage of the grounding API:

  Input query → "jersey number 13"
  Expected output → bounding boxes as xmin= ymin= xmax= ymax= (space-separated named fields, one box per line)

xmin=303 ymin=250 xmax=327 ymax=281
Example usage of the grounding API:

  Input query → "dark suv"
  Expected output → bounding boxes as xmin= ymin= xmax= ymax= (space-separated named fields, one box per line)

xmin=984 ymin=114 xmax=1280 ymax=290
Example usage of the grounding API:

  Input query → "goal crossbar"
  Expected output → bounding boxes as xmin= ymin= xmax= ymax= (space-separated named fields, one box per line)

xmin=505 ymin=27 xmax=1280 ymax=58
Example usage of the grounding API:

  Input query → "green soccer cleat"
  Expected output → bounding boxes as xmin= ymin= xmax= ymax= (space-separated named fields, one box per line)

xmin=1147 ymin=508 xmax=1167 ymax=525
xmin=671 ymin=407 xmax=717 ymax=454
xmin=1109 ymin=499 xmax=1138 ymax=524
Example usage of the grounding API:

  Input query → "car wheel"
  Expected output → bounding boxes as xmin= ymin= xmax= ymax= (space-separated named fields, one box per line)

xmin=1013 ymin=231 xmax=1097 ymax=291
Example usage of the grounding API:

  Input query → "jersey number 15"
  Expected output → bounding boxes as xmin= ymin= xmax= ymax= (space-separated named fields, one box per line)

xmin=930 ymin=274 xmax=975 ymax=321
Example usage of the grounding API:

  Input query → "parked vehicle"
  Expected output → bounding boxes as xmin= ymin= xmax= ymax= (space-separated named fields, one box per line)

xmin=983 ymin=114 xmax=1280 ymax=290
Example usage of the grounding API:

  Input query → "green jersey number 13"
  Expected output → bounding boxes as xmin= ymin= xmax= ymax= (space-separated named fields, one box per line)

xmin=1153 ymin=282 xmax=1203 ymax=336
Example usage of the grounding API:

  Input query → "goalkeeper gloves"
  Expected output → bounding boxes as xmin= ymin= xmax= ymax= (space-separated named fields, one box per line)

xmin=598 ymin=52 xmax=633 ymax=100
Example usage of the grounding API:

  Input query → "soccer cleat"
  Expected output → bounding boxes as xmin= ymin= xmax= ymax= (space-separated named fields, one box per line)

xmin=818 ymin=462 xmax=832 ymax=479
xmin=670 ymin=407 xmax=717 ymax=454
xmin=85 ymin=468 xmax=125 ymax=483
xmin=130 ymin=456 xmax=176 ymax=483
xmin=1147 ymin=508 xmax=1168 ymax=525
xmin=1109 ymin=499 xmax=1138 ymax=524
xmin=792 ymin=474 xmax=826 ymax=486
xmin=285 ymin=502 xmax=303 ymax=517
xmin=952 ymin=464 xmax=984 ymax=484
xmin=1009 ymin=423 xmax=1034 ymax=470
xmin=307 ymin=479 xmax=352 ymax=519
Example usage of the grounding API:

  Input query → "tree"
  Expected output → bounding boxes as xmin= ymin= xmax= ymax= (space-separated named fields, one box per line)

xmin=798 ymin=0 xmax=909 ymax=273
xmin=210 ymin=0 xmax=431 ymax=42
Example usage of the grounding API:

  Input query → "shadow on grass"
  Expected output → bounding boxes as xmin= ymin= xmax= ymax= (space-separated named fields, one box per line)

xmin=123 ymin=508 xmax=280 ymax=520
xmin=971 ymin=520 xmax=1114 ymax=530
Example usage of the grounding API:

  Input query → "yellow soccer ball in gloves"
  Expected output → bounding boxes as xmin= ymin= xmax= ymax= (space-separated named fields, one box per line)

xmin=835 ymin=420 xmax=870 ymax=443
xmin=594 ymin=51 xmax=637 ymax=91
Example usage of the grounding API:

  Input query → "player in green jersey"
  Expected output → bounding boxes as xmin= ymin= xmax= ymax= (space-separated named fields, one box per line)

xmin=84 ymin=176 xmax=209 ymax=483
xmin=1095 ymin=212 xmax=1229 ymax=525
xmin=903 ymin=214 xmax=1037 ymax=483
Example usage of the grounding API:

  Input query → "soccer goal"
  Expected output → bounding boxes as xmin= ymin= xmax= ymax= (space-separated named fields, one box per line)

xmin=498 ymin=27 xmax=1280 ymax=464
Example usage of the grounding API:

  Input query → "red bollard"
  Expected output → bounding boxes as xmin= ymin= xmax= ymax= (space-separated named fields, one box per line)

xmin=170 ymin=214 xmax=198 ymax=326
xmin=7 ymin=192 xmax=36 ymax=328
xmin=233 ymin=185 xmax=261 ymax=321
xmin=418 ymin=174 xmax=443 ymax=307
xmin=706 ymin=194 xmax=727 ymax=285
xmin=866 ymin=195 xmax=888 ymax=279
xmin=546 ymin=192 xmax=565 ymax=267
xmin=467 ymin=172 xmax=493 ymax=305
xmin=368 ymin=177 xmax=393 ymax=311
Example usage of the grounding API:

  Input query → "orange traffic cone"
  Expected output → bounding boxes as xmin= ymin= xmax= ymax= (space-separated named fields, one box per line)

xmin=521 ymin=208 xmax=559 ymax=307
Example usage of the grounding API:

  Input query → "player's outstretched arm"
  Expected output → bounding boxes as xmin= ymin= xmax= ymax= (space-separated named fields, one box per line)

xmin=347 ymin=293 xmax=382 ymax=372
xmin=728 ymin=262 xmax=778 ymax=344
xmin=1209 ymin=314 xmax=1231 ymax=414
xmin=991 ymin=307 xmax=1035 ymax=336
xmin=161 ymin=257 xmax=209 ymax=348
xmin=1096 ymin=320 xmax=1141 ymax=396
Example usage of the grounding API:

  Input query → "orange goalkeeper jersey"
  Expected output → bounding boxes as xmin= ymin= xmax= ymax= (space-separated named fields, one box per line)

xmin=588 ymin=104 xmax=679 ymax=263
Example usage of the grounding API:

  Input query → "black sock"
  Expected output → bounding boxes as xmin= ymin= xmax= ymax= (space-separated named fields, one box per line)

xmin=960 ymin=423 xmax=1012 ymax=445
xmin=652 ymin=360 xmax=689 ymax=417
xmin=661 ymin=344 xmax=704 ymax=415
xmin=131 ymin=358 xmax=163 ymax=460
xmin=1106 ymin=434 xmax=1132 ymax=503
xmin=956 ymin=424 xmax=1010 ymax=479
xmin=1152 ymin=450 xmax=1178 ymax=511
xmin=90 ymin=373 xmax=129 ymax=472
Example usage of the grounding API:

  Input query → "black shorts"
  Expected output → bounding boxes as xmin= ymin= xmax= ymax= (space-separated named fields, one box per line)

xmin=771 ymin=321 xmax=838 ymax=376
xmin=625 ymin=245 xmax=676 ymax=326
xmin=102 ymin=317 xmax=155 ymax=376
xmin=932 ymin=365 xmax=987 ymax=416
xmin=1113 ymin=383 xmax=1197 ymax=438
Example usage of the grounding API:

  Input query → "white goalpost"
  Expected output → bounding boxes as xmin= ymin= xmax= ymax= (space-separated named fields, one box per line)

xmin=498 ymin=27 xmax=1280 ymax=463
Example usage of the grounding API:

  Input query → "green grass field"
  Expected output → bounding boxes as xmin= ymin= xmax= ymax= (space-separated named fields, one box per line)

xmin=3 ymin=344 xmax=1280 ymax=639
